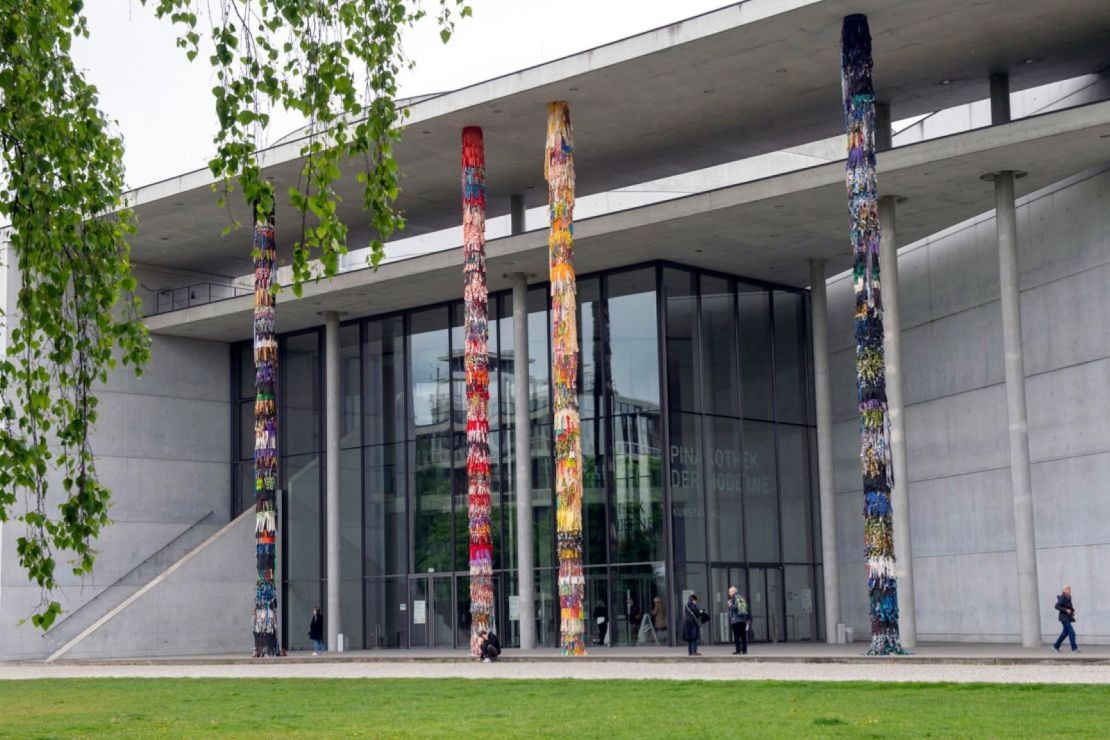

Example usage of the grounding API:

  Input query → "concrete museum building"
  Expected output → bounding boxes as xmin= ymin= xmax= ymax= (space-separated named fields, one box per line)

xmin=3 ymin=0 xmax=1110 ymax=659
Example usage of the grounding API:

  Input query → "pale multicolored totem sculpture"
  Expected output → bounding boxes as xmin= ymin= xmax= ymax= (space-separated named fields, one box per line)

xmin=462 ymin=126 xmax=494 ymax=654
xmin=546 ymin=101 xmax=586 ymax=656
xmin=841 ymin=14 xmax=906 ymax=656
xmin=252 ymin=215 xmax=280 ymax=657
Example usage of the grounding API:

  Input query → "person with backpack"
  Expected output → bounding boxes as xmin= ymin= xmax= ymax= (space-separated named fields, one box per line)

xmin=727 ymin=586 xmax=751 ymax=655
xmin=681 ymin=593 xmax=708 ymax=656
xmin=1053 ymin=585 xmax=1080 ymax=653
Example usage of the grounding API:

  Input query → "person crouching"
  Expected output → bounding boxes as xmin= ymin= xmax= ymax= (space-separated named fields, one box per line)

xmin=477 ymin=629 xmax=501 ymax=663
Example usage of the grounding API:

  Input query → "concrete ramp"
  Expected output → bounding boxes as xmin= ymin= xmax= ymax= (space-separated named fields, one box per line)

xmin=47 ymin=509 xmax=255 ymax=661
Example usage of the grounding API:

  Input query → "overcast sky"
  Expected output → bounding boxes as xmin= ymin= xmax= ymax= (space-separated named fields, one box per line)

xmin=73 ymin=0 xmax=731 ymax=189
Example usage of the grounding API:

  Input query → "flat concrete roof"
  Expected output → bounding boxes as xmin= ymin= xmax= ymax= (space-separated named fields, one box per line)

xmin=146 ymin=100 xmax=1110 ymax=342
xmin=127 ymin=0 xmax=1110 ymax=277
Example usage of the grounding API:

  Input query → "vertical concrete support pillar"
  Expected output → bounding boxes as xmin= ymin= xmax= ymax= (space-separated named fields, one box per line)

xmin=510 ymin=194 xmax=526 ymax=235
xmin=875 ymin=102 xmax=893 ymax=152
xmin=809 ymin=259 xmax=840 ymax=644
xmin=993 ymin=170 xmax=1041 ymax=647
xmin=323 ymin=310 xmax=341 ymax=651
xmin=512 ymin=274 xmax=536 ymax=650
xmin=878 ymin=196 xmax=916 ymax=648
xmin=990 ymin=72 xmax=1011 ymax=125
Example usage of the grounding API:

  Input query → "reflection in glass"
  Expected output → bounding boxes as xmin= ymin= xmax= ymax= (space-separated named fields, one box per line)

xmin=664 ymin=269 xmax=699 ymax=412
xmin=668 ymin=412 xmax=705 ymax=564
xmin=701 ymin=276 xmax=738 ymax=416
xmin=742 ymin=420 xmax=779 ymax=562
xmin=612 ymin=412 xmax=664 ymax=563
xmin=778 ymin=425 xmax=813 ymax=563
xmin=705 ymin=415 xmax=743 ymax=562
xmin=737 ymin=286 xmax=773 ymax=421
xmin=773 ymin=291 xmax=808 ymax=424
xmin=578 ymin=278 xmax=603 ymax=420
xmin=410 ymin=307 xmax=450 ymax=433
xmin=285 ymin=453 xmax=321 ymax=582
xmin=581 ymin=418 xmax=607 ymax=566
xmin=364 ymin=443 xmax=406 ymax=577
xmin=365 ymin=317 xmax=405 ymax=445
xmin=611 ymin=564 xmax=666 ymax=646
xmin=412 ymin=433 xmax=452 ymax=573
xmin=608 ymin=269 xmax=659 ymax=411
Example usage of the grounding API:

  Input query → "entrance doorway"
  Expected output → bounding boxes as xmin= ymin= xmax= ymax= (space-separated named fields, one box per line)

xmin=709 ymin=564 xmax=784 ymax=643
xmin=409 ymin=575 xmax=455 ymax=648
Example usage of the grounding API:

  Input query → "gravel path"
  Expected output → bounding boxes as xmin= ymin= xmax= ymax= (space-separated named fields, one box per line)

xmin=2 ymin=659 xmax=1107 ymax=684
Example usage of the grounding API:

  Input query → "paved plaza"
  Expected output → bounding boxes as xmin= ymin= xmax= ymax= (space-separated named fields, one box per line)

xmin=3 ymin=643 xmax=1107 ymax=684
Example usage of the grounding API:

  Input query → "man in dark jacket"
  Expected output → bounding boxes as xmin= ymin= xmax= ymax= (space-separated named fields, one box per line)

xmin=1053 ymin=585 xmax=1080 ymax=653
xmin=478 ymin=629 xmax=501 ymax=663
xmin=682 ymin=594 xmax=706 ymax=656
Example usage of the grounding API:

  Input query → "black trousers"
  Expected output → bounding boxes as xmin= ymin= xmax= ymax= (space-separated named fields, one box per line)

xmin=597 ymin=622 xmax=608 ymax=644
xmin=731 ymin=621 xmax=748 ymax=654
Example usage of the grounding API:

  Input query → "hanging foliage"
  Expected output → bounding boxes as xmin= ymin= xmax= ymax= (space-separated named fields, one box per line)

xmin=252 ymin=215 xmax=279 ymax=657
xmin=840 ymin=13 xmax=906 ymax=656
xmin=462 ymin=126 xmax=493 ymax=655
xmin=546 ymin=101 xmax=586 ymax=657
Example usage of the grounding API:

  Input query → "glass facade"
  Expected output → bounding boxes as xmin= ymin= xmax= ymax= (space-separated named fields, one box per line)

xmin=230 ymin=261 xmax=822 ymax=649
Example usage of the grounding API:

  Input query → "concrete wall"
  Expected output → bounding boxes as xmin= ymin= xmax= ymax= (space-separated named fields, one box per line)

xmin=827 ymin=166 xmax=1110 ymax=645
xmin=61 ymin=511 xmax=254 ymax=660
xmin=0 ymin=333 xmax=231 ymax=659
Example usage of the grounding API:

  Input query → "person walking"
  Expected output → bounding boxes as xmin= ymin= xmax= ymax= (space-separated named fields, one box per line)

xmin=593 ymin=599 xmax=609 ymax=646
xmin=727 ymin=586 xmax=751 ymax=655
xmin=308 ymin=606 xmax=325 ymax=656
xmin=1053 ymin=584 xmax=1080 ymax=653
xmin=682 ymin=593 xmax=706 ymax=656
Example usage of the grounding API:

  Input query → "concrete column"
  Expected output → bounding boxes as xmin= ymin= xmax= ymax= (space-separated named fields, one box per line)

xmin=510 ymin=194 xmax=526 ymax=235
xmin=324 ymin=310 xmax=341 ymax=651
xmin=809 ymin=259 xmax=840 ymax=643
xmin=875 ymin=102 xmax=893 ymax=152
xmin=512 ymin=273 xmax=536 ymax=649
xmin=990 ymin=72 xmax=1011 ymax=125
xmin=878 ymin=196 xmax=916 ymax=648
xmin=992 ymin=170 xmax=1041 ymax=647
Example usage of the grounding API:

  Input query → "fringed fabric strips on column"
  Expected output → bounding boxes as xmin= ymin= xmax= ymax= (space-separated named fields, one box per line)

xmin=462 ymin=126 xmax=494 ymax=655
xmin=252 ymin=214 xmax=280 ymax=657
xmin=546 ymin=101 xmax=586 ymax=656
xmin=841 ymin=14 xmax=907 ymax=656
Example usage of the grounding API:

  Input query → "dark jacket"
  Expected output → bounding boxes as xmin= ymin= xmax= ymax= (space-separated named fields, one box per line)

xmin=309 ymin=612 xmax=324 ymax=641
xmin=593 ymin=603 xmax=608 ymax=624
xmin=1055 ymin=594 xmax=1075 ymax=623
xmin=481 ymin=632 xmax=501 ymax=656
xmin=681 ymin=601 xmax=703 ymax=642
xmin=728 ymin=595 xmax=750 ymax=625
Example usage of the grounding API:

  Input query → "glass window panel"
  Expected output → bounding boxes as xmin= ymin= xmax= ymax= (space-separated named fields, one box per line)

xmin=778 ymin=424 xmax=813 ymax=563
xmin=364 ymin=317 xmax=406 ymax=445
xmin=773 ymin=291 xmax=808 ymax=424
xmin=501 ymin=422 xmax=554 ymax=571
xmin=488 ymin=295 xmax=501 ymax=431
xmin=364 ymin=576 xmax=408 ymax=647
xmin=785 ymin=564 xmax=818 ymax=641
xmin=450 ymin=304 xmax=466 ymax=433
xmin=410 ymin=307 xmax=450 ymax=435
xmin=701 ymin=276 xmax=739 ymax=416
xmin=285 ymin=452 xmax=322 ymax=582
xmin=340 ymin=578 xmax=364 ymax=650
xmin=674 ymin=563 xmax=707 ymax=643
xmin=236 ymin=461 xmax=254 ymax=518
xmin=737 ymin=286 xmax=773 ymax=421
xmin=340 ymin=447 xmax=363 ymax=581
xmin=533 ymin=568 xmax=557 ymax=647
xmin=607 ymin=269 xmax=660 ymax=413
xmin=283 ymin=332 xmax=321 ymax=455
xmin=612 ymin=563 xmax=666 ymax=647
xmin=705 ymin=415 xmax=744 ymax=563
xmin=581 ymin=416 xmax=607 ymax=566
xmin=742 ymin=420 xmax=779 ymax=562
xmin=663 ymin=269 xmax=699 ymax=413
xmin=364 ymin=443 xmax=407 ymax=577
xmin=238 ymin=343 xmax=254 ymax=399
xmin=528 ymin=288 xmax=550 ymax=419
xmin=810 ymin=428 xmax=822 ymax=560
xmin=452 ymin=429 xmax=468 ymax=573
xmin=239 ymin=401 xmax=254 ymax=461
xmin=412 ymin=433 xmax=453 ymax=573
xmin=585 ymin=568 xmax=611 ymax=646
xmin=668 ymin=412 xmax=705 ymax=564
xmin=286 ymin=580 xmax=321 ymax=651
xmin=340 ymin=324 xmax=361 ymax=448
xmin=578 ymin=278 xmax=603 ymax=420
xmin=612 ymin=411 xmax=664 ymax=564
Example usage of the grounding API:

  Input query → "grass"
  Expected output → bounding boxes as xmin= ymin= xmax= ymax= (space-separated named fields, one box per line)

xmin=0 ymin=678 xmax=1105 ymax=738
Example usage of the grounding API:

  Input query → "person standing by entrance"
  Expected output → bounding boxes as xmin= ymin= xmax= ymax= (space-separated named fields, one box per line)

xmin=309 ymin=606 xmax=325 ymax=655
xmin=727 ymin=586 xmax=750 ymax=655
xmin=593 ymin=599 xmax=609 ymax=646
xmin=1053 ymin=585 xmax=1080 ymax=653
xmin=682 ymin=593 xmax=706 ymax=656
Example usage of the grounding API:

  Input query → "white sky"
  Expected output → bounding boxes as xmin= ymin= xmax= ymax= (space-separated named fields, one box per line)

xmin=73 ymin=0 xmax=732 ymax=189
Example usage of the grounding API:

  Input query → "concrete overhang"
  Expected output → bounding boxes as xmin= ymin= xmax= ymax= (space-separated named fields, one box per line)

xmin=146 ymin=100 xmax=1110 ymax=342
xmin=127 ymin=0 xmax=1110 ymax=277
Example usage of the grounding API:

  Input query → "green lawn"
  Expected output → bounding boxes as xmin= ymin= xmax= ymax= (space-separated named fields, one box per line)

xmin=0 ymin=678 xmax=1103 ymax=738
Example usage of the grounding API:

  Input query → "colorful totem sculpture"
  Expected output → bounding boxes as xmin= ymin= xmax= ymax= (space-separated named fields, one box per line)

xmin=462 ymin=126 xmax=494 ymax=655
xmin=252 ymin=214 xmax=280 ymax=657
xmin=546 ymin=102 xmax=586 ymax=656
xmin=841 ymin=14 xmax=906 ymax=656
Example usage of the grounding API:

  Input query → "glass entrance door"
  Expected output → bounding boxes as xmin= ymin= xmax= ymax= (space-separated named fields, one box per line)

xmin=748 ymin=566 xmax=785 ymax=643
xmin=409 ymin=575 xmax=456 ymax=648
xmin=710 ymin=566 xmax=748 ymax=645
